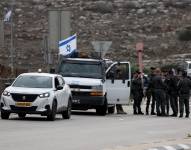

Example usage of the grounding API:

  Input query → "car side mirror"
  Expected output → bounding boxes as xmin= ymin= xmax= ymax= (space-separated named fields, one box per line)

xmin=56 ymin=85 xmax=63 ymax=90
xmin=5 ymin=83 xmax=11 ymax=88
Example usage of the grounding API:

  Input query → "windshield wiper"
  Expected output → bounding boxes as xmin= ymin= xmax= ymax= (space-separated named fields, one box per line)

xmin=59 ymin=72 xmax=79 ymax=77
xmin=78 ymin=74 xmax=102 ymax=79
xmin=59 ymin=72 xmax=102 ymax=78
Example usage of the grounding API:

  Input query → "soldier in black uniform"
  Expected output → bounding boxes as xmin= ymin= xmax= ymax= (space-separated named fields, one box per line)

xmin=151 ymin=68 xmax=167 ymax=116
xmin=163 ymin=71 xmax=170 ymax=116
xmin=168 ymin=70 xmax=179 ymax=117
xmin=145 ymin=67 xmax=156 ymax=115
xmin=177 ymin=71 xmax=191 ymax=118
xmin=131 ymin=71 xmax=144 ymax=115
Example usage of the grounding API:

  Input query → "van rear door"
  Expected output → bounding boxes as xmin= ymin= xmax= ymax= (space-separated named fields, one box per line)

xmin=106 ymin=62 xmax=131 ymax=105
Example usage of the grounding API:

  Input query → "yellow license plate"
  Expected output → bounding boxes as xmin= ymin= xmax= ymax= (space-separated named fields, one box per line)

xmin=16 ymin=102 xmax=32 ymax=107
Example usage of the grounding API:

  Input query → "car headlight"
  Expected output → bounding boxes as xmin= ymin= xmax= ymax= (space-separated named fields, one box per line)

xmin=39 ymin=92 xmax=50 ymax=98
xmin=91 ymin=85 xmax=104 ymax=96
xmin=3 ymin=91 xmax=11 ymax=96
xmin=92 ymin=85 xmax=103 ymax=91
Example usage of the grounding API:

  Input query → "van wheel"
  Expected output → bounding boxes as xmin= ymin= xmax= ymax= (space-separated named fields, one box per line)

xmin=96 ymin=98 xmax=107 ymax=116
xmin=47 ymin=100 xmax=57 ymax=121
xmin=1 ymin=111 xmax=10 ymax=119
xmin=18 ymin=113 xmax=26 ymax=118
xmin=108 ymin=106 xmax=115 ymax=114
xmin=62 ymin=98 xmax=72 ymax=119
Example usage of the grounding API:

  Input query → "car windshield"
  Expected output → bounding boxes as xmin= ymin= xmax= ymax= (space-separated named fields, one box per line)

xmin=58 ymin=61 xmax=103 ymax=79
xmin=12 ymin=75 xmax=52 ymax=88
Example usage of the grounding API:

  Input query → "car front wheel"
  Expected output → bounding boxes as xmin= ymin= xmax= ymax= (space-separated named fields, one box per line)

xmin=62 ymin=98 xmax=72 ymax=119
xmin=1 ymin=111 xmax=10 ymax=119
xmin=108 ymin=106 xmax=115 ymax=114
xmin=96 ymin=98 xmax=107 ymax=116
xmin=47 ymin=100 xmax=57 ymax=121
xmin=18 ymin=113 xmax=26 ymax=118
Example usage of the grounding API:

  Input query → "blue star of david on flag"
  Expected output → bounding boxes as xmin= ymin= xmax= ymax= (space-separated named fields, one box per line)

xmin=66 ymin=45 xmax=71 ymax=52
xmin=59 ymin=34 xmax=77 ymax=57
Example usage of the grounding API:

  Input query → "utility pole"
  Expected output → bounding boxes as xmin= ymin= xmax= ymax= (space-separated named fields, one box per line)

xmin=136 ymin=42 xmax=144 ymax=89
xmin=0 ymin=19 xmax=4 ymax=48
xmin=136 ymin=42 xmax=144 ymax=74
xmin=10 ymin=0 xmax=15 ymax=76
xmin=43 ymin=34 xmax=50 ymax=72
xmin=99 ymin=42 xmax=103 ymax=59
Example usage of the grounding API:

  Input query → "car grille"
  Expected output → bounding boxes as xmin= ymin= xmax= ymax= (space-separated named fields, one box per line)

xmin=11 ymin=93 xmax=38 ymax=102
xmin=10 ymin=105 xmax=37 ymax=112
xmin=69 ymin=85 xmax=91 ymax=89
xmin=72 ymin=91 xmax=90 ymax=96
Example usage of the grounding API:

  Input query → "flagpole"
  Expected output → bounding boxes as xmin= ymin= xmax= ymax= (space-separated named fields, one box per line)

xmin=10 ymin=0 xmax=15 ymax=77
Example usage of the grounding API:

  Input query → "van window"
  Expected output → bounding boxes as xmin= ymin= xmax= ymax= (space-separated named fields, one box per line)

xmin=189 ymin=63 xmax=191 ymax=69
xmin=107 ymin=63 xmax=129 ymax=80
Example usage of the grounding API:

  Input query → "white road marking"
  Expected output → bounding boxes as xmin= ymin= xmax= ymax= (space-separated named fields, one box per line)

xmin=147 ymin=148 xmax=158 ymax=150
xmin=178 ymin=144 xmax=190 ymax=149
xmin=163 ymin=146 xmax=176 ymax=150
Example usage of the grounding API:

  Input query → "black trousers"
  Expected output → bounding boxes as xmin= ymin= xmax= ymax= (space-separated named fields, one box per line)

xmin=133 ymin=93 xmax=143 ymax=113
xmin=146 ymin=90 xmax=156 ymax=114
xmin=154 ymin=89 xmax=166 ymax=115
xmin=165 ymin=93 xmax=170 ymax=115
xmin=179 ymin=94 xmax=190 ymax=116
xmin=169 ymin=94 xmax=178 ymax=115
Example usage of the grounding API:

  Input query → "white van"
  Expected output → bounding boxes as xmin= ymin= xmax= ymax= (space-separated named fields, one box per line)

xmin=57 ymin=58 xmax=131 ymax=115
xmin=184 ymin=61 xmax=191 ymax=77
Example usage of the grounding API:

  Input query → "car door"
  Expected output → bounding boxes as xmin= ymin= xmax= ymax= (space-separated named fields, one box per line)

xmin=106 ymin=62 xmax=131 ymax=105
xmin=57 ymin=76 xmax=68 ymax=107
xmin=54 ymin=77 xmax=63 ymax=110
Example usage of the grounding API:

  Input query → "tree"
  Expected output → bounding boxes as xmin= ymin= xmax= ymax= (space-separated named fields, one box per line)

xmin=0 ymin=0 xmax=9 ymax=19
xmin=0 ymin=5 xmax=3 ymax=19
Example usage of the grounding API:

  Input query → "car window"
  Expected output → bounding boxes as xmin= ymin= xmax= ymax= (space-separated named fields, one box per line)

xmin=55 ymin=77 xmax=60 ymax=88
xmin=13 ymin=75 xmax=52 ymax=88
xmin=57 ymin=76 xmax=65 ymax=85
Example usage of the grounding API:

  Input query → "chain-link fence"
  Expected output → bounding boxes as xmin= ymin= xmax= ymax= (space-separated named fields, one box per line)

xmin=0 ymin=77 xmax=15 ymax=93
xmin=0 ymin=64 xmax=27 ymax=93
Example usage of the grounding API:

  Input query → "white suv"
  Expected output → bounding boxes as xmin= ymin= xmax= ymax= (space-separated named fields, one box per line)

xmin=1 ymin=73 xmax=72 ymax=121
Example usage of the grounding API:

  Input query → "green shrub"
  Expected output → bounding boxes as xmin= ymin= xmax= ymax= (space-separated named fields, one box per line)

xmin=161 ymin=64 xmax=179 ymax=70
xmin=178 ymin=29 xmax=191 ymax=41
xmin=131 ymin=64 xmax=149 ymax=74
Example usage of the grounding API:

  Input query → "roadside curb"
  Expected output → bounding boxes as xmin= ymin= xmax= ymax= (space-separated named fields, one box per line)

xmin=147 ymin=144 xmax=191 ymax=150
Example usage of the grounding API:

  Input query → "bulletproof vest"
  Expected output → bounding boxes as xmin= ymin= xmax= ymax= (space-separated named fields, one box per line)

xmin=168 ymin=76 xmax=178 ymax=94
xmin=178 ymin=77 xmax=191 ymax=95
xmin=152 ymin=75 xmax=166 ymax=90
xmin=131 ymin=78 xmax=142 ymax=92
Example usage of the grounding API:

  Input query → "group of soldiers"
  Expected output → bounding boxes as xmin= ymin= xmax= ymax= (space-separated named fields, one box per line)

xmin=131 ymin=67 xmax=191 ymax=118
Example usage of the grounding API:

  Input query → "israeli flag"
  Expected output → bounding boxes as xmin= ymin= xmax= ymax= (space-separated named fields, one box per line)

xmin=4 ymin=10 xmax=12 ymax=22
xmin=59 ymin=34 xmax=77 ymax=57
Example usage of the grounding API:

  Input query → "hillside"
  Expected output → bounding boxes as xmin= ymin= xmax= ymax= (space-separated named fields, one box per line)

xmin=0 ymin=0 xmax=191 ymax=71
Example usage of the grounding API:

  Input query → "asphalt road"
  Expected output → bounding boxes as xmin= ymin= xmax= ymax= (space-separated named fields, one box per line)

xmin=0 ymin=106 xmax=191 ymax=150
